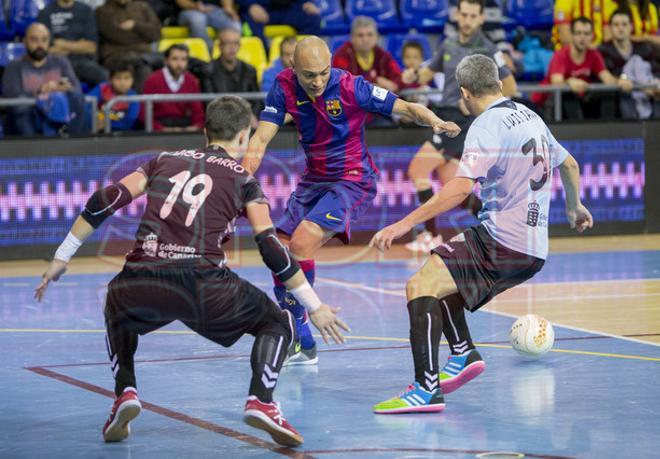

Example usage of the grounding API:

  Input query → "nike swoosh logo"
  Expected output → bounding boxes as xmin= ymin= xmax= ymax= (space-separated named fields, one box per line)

xmin=325 ymin=212 xmax=342 ymax=222
xmin=296 ymin=100 xmax=309 ymax=106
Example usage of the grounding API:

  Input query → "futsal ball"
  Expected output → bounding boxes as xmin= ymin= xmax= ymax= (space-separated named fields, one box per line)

xmin=509 ymin=314 xmax=555 ymax=358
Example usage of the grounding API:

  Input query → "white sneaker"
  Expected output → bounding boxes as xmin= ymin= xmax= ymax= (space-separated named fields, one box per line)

xmin=404 ymin=231 xmax=443 ymax=253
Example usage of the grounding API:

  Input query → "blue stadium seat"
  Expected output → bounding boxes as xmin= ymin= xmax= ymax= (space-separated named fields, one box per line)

xmin=316 ymin=0 xmax=350 ymax=35
xmin=383 ymin=33 xmax=433 ymax=68
xmin=329 ymin=35 xmax=349 ymax=54
xmin=10 ymin=0 xmax=53 ymax=37
xmin=504 ymin=0 xmax=553 ymax=30
xmin=0 ymin=42 xmax=27 ymax=67
xmin=0 ymin=6 xmax=15 ymax=41
xmin=345 ymin=0 xmax=405 ymax=33
xmin=400 ymin=0 xmax=449 ymax=33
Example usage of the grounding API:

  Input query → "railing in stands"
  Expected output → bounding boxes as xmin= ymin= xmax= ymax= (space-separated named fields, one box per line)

xmin=0 ymin=96 xmax=99 ymax=133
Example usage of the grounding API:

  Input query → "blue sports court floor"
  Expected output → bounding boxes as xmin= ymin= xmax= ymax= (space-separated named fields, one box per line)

xmin=1 ymin=248 xmax=659 ymax=458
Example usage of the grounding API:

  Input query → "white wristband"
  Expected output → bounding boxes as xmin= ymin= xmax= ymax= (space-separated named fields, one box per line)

xmin=54 ymin=232 xmax=83 ymax=263
xmin=290 ymin=283 xmax=322 ymax=313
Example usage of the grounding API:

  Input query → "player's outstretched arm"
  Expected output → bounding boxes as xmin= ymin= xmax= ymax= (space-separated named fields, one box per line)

xmin=370 ymin=177 xmax=474 ymax=252
xmin=34 ymin=171 xmax=148 ymax=302
xmin=246 ymin=202 xmax=350 ymax=343
xmin=243 ymin=121 xmax=280 ymax=175
xmin=391 ymin=99 xmax=461 ymax=138
xmin=559 ymin=154 xmax=593 ymax=233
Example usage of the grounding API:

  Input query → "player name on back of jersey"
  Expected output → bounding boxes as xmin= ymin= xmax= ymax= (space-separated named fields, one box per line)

xmin=500 ymin=106 xmax=539 ymax=131
xmin=161 ymin=149 xmax=245 ymax=173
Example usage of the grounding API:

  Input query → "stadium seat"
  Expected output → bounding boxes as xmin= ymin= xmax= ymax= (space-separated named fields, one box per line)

xmin=400 ymin=0 xmax=449 ymax=33
xmin=0 ymin=42 xmax=27 ymax=67
xmin=161 ymin=26 xmax=217 ymax=40
xmin=329 ymin=35 xmax=349 ymax=54
xmin=345 ymin=0 xmax=405 ymax=33
xmin=264 ymin=25 xmax=297 ymax=39
xmin=158 ymin=38 xmax=211 ymax=62
xmin=505 ymin=0 xmax=553 ymax=30
xmin=383 ymin=33 xmax=432 ymax=68
xmin=268 ymin=35 xmax=309 ymax=64
xmin=10 ymin=0 xmax=52 ymax=37
xmin=212 ymin=36 xmax=268 ymax=83
xmin=0 ymin=6 xmax=14 ymax=41
xmin=316 ymin=0 xmax=350 ymax=35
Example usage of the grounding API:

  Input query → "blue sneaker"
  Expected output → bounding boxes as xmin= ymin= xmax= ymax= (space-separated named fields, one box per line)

xmin=373 ymin=382 xmax=445 ymax=414
xmin=439 ymin=349 xmax=485 ymax=394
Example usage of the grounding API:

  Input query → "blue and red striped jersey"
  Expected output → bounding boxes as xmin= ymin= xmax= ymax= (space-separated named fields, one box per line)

xmin=260 ymin=68 xmax=397 ymax=182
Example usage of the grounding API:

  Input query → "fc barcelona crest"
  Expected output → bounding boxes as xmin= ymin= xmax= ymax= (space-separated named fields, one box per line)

xmin=325 ymin=99 xmax=342 ymax=117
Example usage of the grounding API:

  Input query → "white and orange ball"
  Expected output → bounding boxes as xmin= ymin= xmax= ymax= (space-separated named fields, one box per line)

xmin=509 ymin=314 xmax=555 ymax=358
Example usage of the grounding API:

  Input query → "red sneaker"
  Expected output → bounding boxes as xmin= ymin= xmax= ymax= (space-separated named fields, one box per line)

xmin=102 ymin=387 xmax=142 ymax=442
xmin=243 ymin=396 xmax=304 ymax=447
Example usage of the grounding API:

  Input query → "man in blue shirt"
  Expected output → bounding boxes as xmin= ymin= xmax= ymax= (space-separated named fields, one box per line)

xmin=261 ymin=36 xmax=297 ymax=93
xmin=244 ymin=36 xmax=461 ymax=365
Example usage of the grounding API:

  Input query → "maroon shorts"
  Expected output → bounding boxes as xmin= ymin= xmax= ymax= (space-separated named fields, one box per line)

xmin=431 ymin=225 xmax=545 ymax=311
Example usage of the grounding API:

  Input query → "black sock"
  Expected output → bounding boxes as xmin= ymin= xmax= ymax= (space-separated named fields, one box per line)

xmin=460 ymin=192 xmax=483 ymax=217
xmin=407 ymin=296 xmax=443 ymax=392
xmin=439 ymin=293 xmax=475 ymax=355
xmin=105 ymin=318 xmax=138 ymax=397
xmin=417 ymin=188 xmax=436 ymax=234
xmin=249 ymin=312 xmax=295 ymax=403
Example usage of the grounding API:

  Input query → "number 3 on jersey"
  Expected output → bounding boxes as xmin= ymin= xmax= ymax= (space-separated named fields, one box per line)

xmin=160 ymin=170 xmax=213 ymax=226
xmin=521 ymin=135 xmax=551 ymax=191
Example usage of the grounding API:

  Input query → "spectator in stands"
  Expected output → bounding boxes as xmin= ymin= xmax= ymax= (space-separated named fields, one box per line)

xmin=600 ymin=9 xmax=659 ymax=118
xmin=96 ymin=0 xmax=162 ymax=92
xmin=547 ymin=17 xmax=633 ymax=120
xmin=2 ymin=23 xmax=87 ymax=136
xmin=140 ymin=44 xmax=205 ymax=132
xmin=89 ymin=61 xmax=139 ymax=131
xmin=332 ymin=16 xmax=401 ymax=93
xmin=202 ymin=27 xmax=261 ymax=122
xmin=176 ymin=0 xmax=241 ymax=52
xmin=445 ymin=0 xmax=506 ymax=45
xmin=261 ymin=35 xmax=296 ymax=92
xmin=617 ymin=0 xmax=659 ymax=44
xmin=38 ymin=0 xmax=109 ymax=88
xmin=236 ymin=0 xmax=321 ymax=43
xmin=553 ymin=0 xmax=617 ymax=49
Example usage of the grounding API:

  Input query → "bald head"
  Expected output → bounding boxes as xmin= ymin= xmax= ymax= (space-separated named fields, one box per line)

xmin=294 ymin=36 xmax=331 ymax=69
xmin=24 ymin=23 xmax=50 ymax=63
xmin=293 ymin=36 xmax=332 ymax=97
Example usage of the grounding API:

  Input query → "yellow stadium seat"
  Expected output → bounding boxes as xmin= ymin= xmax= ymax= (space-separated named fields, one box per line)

xmin=268 ymin=34 xmax=310 ymax=64
xmin=161 ymin=26 xmax=189 ymax=39
xmin=161 ymin=26 xmax=216 ymax=39
xmin=158 ymin=38 xmax=211 ymax=63
xmin=264 ymin=25 xmax=297 ymax=39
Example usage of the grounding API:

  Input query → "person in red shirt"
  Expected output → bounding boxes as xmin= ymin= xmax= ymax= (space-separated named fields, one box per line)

xmin=547 ymin=16 xmax=632 ymax=119
xmin=332 ymin=16 xmax=402 ymax=93
xmin=140 ymin=44 xmax=205 ymax=132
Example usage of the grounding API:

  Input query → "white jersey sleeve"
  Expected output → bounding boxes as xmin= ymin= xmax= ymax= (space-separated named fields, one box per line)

xmin=546 ymin=126 xmax=570 ymax=169
xmin=457 ymin=124 xmax=500 ymax=182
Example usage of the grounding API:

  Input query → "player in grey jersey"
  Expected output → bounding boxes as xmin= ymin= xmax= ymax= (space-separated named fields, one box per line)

xmin=370 ymin=54 xmax=593 ymax=414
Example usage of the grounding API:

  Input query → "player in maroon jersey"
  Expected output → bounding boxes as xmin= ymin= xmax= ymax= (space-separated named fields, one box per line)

xmin=34 ymin=96 xmax=349 ymax=447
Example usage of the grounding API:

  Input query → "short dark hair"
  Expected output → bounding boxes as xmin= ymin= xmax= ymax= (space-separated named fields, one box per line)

xmin=610 ymin=8 xmax=633 ymax=23
xmin=571 ymin=16 xmax=593 ymax=32
xmin=109 ymin=60 xmax=134 ymax=77
xmin=458 ymin=0 xmax=485 ymax=13
xmin=402 ymin=40 xmax=424 ymax=56
xmin=205 ymin=96 xmax=252 ymax=142
xmin=165 ymin=43 xmax=189 ymax=58
xmin=280 ymin=36 xmax=298 ymax=55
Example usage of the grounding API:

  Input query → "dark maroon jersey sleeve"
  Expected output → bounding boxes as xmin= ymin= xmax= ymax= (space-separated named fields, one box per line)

xmin=237 ymin=176 xmax=268 ymax=215
xmin=137 ymin=154 xmax=160 ymax=181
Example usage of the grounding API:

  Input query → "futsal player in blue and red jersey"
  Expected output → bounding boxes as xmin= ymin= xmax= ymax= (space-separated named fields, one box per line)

xmin=244 ymin=37 xmax=461 ymax=365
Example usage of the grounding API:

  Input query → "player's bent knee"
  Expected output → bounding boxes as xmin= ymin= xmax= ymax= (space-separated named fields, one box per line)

xmin=406 ymin=271 xmax=437 ymax=300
